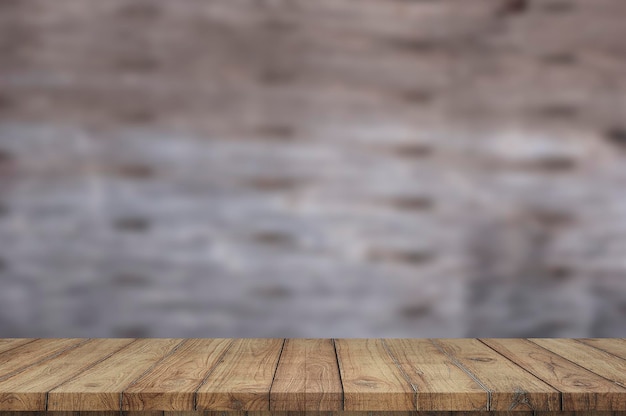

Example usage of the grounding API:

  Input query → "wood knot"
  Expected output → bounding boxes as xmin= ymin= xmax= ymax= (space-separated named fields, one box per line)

xmin=468 ymin=356 xmax=493 ymax=363
xmin=230 ymin=399 xmax=244 ymax=410
xmin=355 ymin=379 xmax=379 ymax=389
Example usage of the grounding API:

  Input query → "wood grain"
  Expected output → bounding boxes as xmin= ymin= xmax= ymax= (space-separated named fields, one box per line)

xmin=384 ymin=339 xmax=488 ymax=411
xmin=432 ymin=339 xmax=560 ymax=411
xmin=0 ymin=340 xmax=36 ymax=356
xmin=481 ymin=338 xmax=626 ymax=411
xmin=48 ymin=339 xmax=184 ymax=411
xmin=0 ymin=338 xmax=134 ymax=411
xmin=0 ymin=338 xmax=624 ymax=412
xmin=335 ymin=338 xmax=415 ymax=411
xmin=576 ymin=338 xmax=626 ymax=359
xmin=530 ymin=338 xmax=626 ymax=388
xmin=0 ymin=339 xmax=88 ymax=382
xmin=270 ymin=338 xmax=342 ymax=411
xmin=123 ymin=338 xmax=233 ymax=411
xmin=195 ymin=338 xmax=284 ymax=411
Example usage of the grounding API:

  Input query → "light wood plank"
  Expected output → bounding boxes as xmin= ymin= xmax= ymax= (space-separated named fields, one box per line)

xmin=384 ymin=339 xmax=488 ymax=411
xmin=0 ymin=340 xmax=36 ymax=356
xmin=530 ymin=338 xmax=626 ymax=388
xmin=196 ymin=338 xmax=284 ymax=411
xmin=0 ymin=339 xmax=88 ymax=381
xmin=270 ymin=338 xmax=342 ymax=411
xmin=576 ymin=338 xmax=626 ymax=360
xmin=48 ymin=339 xmax=184 ymax=411
xmin=482 ymin=338 xmax=626 ymax=411
xmin=335 ymin=338 xmax=415 ymax=411
xmin=122 ymin=338 xmax=233 ymax=411
xmin=0 ymin=338 xmax=134 ymax=411
xmin=432 ymin=339 xmax=560 ymax=411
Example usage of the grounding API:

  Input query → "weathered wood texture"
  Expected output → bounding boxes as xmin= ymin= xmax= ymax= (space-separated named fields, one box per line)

xmin=2 ymin=339 xmax=626 ymax=412
xmin=270 ymin=339 xmax=342 ymax=411
xmin=0 ymin=413 xmax=623 ymax=416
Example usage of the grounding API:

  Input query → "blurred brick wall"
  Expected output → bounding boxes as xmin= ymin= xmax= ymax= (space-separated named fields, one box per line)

xmin=0 ymin=0 xmax=625 ymax=337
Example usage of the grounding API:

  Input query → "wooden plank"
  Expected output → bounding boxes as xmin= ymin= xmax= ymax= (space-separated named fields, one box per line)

xmin=534 ymin=412 xmax=615 ymax=416
xmin=123 ymin=411 xmax=163 ymax=416
xmin=164 ymin=412 xmax=236 ymax=416
xmin=432 ymin=339 xmax=560 ymax=411
xmin=481 ymin=338 xmax=626 ymax=411
xmin=270 ymin=338 xmax=342 ymax=411
xmin=0 ymin=412 xmax=161 ymax=416
xmin=453 ymin=412 xmax=533 ymax=416
xmin=78 ymin=412 xmax=120 ymax=416
xmin=383 ymin=339 xmax=488 ymax=411
xmin=48 ymin=339 xmax=184 ymax=411
xmin=195 ymin=338 xmax=284 ymax=411
xmin=162 ymin=412 xmax=207 ymax=416
xmin=0 ymin=338 xmax=134 ymax=411
xmin=335 ymin=338 xmax=415 ymax=411
xmin=0 ymin=340 xmax=36 ymax=356
xmin=0 ymin=412 xmax=50 ymax=416
xmin=0 ymin=339 xmax=88 ymax=381
xmin=530 ymin=338 xmax=626 ymax=388
xmin=47 ymin=413 xmax=80 ymax=416
xmin=576 ymin=338 xmax=626 ymax=359
xmin=122 ymin=338 xmax=233 ymax=411
xmin=248 ymin=412 xmax=339 ymax=416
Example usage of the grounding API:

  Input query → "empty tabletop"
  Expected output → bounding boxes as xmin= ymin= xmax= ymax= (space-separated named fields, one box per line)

xmin=0 ymin=338 xmax=625 ymax=412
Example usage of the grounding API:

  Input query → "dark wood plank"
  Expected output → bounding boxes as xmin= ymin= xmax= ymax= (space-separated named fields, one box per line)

xmin=482 ymin=338 xmax=626 ymax=411
xmin=122 ymin=338 xmax=233 ymax=411
xmin=195 ymin=338 xmax=284 ymax=411
xmin=432 ymin=339 xmax=560 ymax=411
xmin=335 ymin=338 xmax=415 ymax=411
xmin=48 ymin=339 xmax=184 ymax=411
xmin=270 ymin=338 xmax=342 ymax=411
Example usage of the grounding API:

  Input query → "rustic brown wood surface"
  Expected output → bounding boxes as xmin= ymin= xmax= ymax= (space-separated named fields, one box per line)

xmin=47 ymin=339 xmax=184 ymax=411
xmin=122 ymin=339 xmax=233 ymax=411
xmin=481 ymin=338 xmax=626 ymax=411
xmin=529 ymin=339 xmax=626 ymax=388
xmin=335 ymin=338 xmax=415 ymax=411
xmin=432 ymin=339 xmax=560 ymax=411
xmin=195 ymin=338 xmax=284 ymax=411
xmin=270 ymin=339 xmax=342 ymax=411
xmin=383 ymin=339 xmax=487 ymax=411
xmin=0 ymin=339 xmax=626 ymax=412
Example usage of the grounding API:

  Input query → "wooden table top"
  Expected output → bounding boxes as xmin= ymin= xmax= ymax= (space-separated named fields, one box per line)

xmin=0 ymin=338 xmax=625 ymax=412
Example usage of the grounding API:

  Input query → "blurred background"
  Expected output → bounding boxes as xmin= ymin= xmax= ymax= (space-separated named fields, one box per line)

xmin=0 ymin=0 xmax=625 ymax=338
